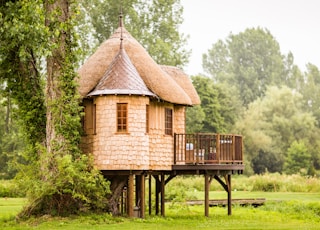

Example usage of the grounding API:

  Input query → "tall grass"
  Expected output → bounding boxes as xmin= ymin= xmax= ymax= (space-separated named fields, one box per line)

xmin=166 ymin=173 xmax=320 ymax=197
xmin=247 ymin=173 xmax=320 ymax=192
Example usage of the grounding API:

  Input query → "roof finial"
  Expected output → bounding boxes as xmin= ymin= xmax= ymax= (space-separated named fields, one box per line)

xmin=119 ymin=6 xmax=124 ymax=49
xmin=119 ymin=6 xmax=123 ymax=28
xmin=119 ymin=6 xmax=123 ymax=49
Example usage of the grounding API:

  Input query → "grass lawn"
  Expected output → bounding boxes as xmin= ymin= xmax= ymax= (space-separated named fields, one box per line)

xmin=0 ymin=192 xmax=319 ymax=230
xmin=0 ymin=198 xmax=26 ymax=221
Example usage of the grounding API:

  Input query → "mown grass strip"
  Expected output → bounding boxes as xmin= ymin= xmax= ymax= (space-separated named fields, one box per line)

xmin=1 ymin=195 xmax=319 ymax=230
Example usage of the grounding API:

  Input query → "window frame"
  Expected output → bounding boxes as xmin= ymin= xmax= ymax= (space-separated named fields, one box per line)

xmin=165 ymin=108 xmax=173 ymax=135
xmin=146 ymin=104 xmax=149 ymax=133
xmin=117 ymin=103 xmax=128 ymax=133
xmin=82 ymin=99 xmax=96 ymax=135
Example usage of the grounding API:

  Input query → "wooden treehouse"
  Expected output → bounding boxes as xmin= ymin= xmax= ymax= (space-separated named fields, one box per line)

xmin=78 ymin=15 xmax=244 ymax=218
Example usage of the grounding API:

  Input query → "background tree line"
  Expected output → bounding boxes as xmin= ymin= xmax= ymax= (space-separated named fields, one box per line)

xmin=188 ymin=27 xmax=320 ymax=176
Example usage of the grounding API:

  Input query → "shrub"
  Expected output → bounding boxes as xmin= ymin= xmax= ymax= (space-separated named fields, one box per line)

xmin=0 ymin=180 xmax=25 ymax=198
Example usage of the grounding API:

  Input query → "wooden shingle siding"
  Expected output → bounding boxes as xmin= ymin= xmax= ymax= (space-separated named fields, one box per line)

xmin=81 ymin=97 xmax=186 ymax=171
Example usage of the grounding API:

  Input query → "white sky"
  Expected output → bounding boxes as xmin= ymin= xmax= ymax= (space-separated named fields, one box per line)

xmin=180 ymin=0 xmax=320 ymax=75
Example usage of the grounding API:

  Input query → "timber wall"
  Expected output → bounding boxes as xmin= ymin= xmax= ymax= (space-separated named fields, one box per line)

xmin=80 ymin=95 xmax=186 ymax=171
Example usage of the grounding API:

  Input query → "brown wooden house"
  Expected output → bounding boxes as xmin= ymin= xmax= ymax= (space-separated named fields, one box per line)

xmin=78 ymin=16 xmax=244 ymax=218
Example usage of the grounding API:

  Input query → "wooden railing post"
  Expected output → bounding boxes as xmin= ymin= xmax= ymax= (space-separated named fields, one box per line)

xmin=232 ymin=135 xmax=236 ymax=163
xmin=216 ymin=134 xmax=220 ymax=163
xmin=174 ymin=133 xmax=177 ymax=164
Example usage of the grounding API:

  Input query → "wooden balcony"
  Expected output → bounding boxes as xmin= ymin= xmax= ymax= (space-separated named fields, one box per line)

xmin=173 ymin=133 xmax=244 ymax=172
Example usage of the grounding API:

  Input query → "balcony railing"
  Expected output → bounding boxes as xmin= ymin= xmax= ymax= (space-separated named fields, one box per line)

xmin=174 ymin=133 xmax=243 ymax=165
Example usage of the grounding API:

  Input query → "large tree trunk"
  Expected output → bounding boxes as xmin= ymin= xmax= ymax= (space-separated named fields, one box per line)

xmin=107 ymin=176 xmax=129 ymax=216
xmin=45 ymin=0 xmax=69 ymax=154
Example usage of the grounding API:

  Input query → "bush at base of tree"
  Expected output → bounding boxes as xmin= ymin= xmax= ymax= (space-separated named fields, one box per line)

xmin=16 ymin=154 xmax=110 ymax=218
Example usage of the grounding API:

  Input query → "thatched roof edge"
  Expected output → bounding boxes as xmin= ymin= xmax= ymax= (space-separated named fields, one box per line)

xmin=77 ymin=27 xmax=199 ymax=105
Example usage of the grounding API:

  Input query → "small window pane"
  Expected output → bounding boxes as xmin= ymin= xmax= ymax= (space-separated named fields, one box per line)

xmin=117 ymin=103 xmax=128 ymax=133
xmin=165 ymin=108 xmax=173 ymax=135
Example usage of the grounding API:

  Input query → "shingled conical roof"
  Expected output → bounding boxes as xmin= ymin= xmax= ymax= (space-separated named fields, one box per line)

xmin=78 ymin=25 xmax=200 ymax=105
xmin=88 ymin=45 xmax=156 ymax=97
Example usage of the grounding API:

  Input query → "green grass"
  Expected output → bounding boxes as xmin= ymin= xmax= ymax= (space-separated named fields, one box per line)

xmin=0 ymin=198 xmax=26 ymax=225
xmin=1 ymin=193 xmax=319 ymax=230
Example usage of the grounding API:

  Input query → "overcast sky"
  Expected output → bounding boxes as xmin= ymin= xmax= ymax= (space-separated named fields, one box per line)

xmin=180 ymin=0 xmax=320 ymax=76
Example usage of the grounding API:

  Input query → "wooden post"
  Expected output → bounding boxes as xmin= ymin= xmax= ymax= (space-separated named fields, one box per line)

xmin=155 ymin=176 xmax=159 ymax=215
xmin=140 ymin=174 xmax=145 ymax=218
xmin=204 ymin=174 xmax=209 ymax=217
xmin=135 ymin=175 xmax=140 ymax=208
xmin=120 ymin=188 xmax=124 ymax=214
xmin=174 ymin=133 xmax=177 ymax=164
xmin=227 ymin=174 xmax=232 ymax=215
xmin=232 ymin=135 xmax=236 ymax=162
xmin=128 ymin=174 xmax=134 ymax=217
xmin=148 ymin=175 xmax=152 ymax=215
xmin=161 ymin=173 xmax=165 ymax=216
xmin=216 ymin=134 xmax=220 ymax=163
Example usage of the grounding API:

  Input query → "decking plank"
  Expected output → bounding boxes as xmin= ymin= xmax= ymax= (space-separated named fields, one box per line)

xmin=186 ymin=198 xmax=266 ymax=207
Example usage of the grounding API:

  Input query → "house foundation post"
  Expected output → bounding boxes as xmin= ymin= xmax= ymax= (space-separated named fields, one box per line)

xmin=140 ymin=174 xmax=145 ymax=218
xmin=135 ymin=175 xmax=140 ymax=208
xmin=227 ymin=174 xmax=232 ymax=215
xmin=148 ymin=175 xmax=152 ymax=215
xmin=154 ymin=175 xmax=160 ymax=215
xmin=160 ymin=173 xmax=165 ymax=216
xmin=204 ymin=174 xmax=210 ymax=217
xmin=127 ymin=174 xmax=134 ymax=217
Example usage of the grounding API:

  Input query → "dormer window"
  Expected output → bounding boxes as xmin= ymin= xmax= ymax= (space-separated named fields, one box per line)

xmin=165 ymin=108 xmax=173 ymax=135
xmin=117 ymin=103 xmax=128 ymax=133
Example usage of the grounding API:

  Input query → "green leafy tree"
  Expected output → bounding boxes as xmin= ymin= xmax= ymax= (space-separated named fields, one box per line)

xmin=186 ymin=105 xmax=205 ymax=133
xmin=202 ymin=39 xmax=231 ymax=82
xmin=203 ymin=27 xmax=286 ymax=107
xmin=1 ymin=0 xmax=110 ymax=217
xmin=284 ymin=141 xmax=312 ymax=175
xmin=252 ymin=150 xmax=282 ymax=174
xmin=283 ymin=52 xmax=305 ymax=91
xmin=236 ymin=86 xmax=317 ymax=173
xmin=191 ymin=76 xmax=224 ymax=133
xmin=188 ymin=75 xmax=239 ymax=133
xmin=0 ymin=0 xmax=47 ymax=151
xmin=80 ymin=0 xmax=190 ymax=66
xmin=302 ymin=64 xmax=320 ymax=126
xmin=0 ymin=91 xmax=25 ymax=179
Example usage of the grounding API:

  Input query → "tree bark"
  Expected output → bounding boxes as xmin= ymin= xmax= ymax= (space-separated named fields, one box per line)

xmin=106 ymin=175 xmax=129 ymax=216
xmin=45 ymin=0 xmax=69 ymax=154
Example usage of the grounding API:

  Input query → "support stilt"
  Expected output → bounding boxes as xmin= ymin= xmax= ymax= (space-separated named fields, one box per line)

xmin=148 ymin=175 xmax=152 ymax=215
xmin=161 ymin=173 xmax=165 ymax=216
xmin=226 ymin=174 xmax=232 ymax=215
xmin=140 ymin=174 xmax=145 ymax=218
xmin=135 ymin=175 xmax=140 ymax=208
xmin=204 ymin=174 xmax=210 ymax=217
xmin=154 ymin=175 xmax=160 ymax=215
xmin=127 ymin=174 xmax=134 ymax=217
xmin=214 ymin=174 xmax=232 ymax=215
